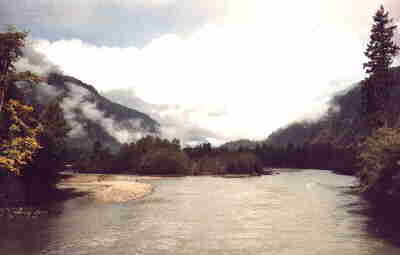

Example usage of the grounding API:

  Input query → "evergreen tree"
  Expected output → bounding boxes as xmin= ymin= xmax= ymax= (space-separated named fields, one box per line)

xmin=362 ymin=5 xmax=399 ymax=128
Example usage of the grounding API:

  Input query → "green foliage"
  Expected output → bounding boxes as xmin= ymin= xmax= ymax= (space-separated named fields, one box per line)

xmin=139 ymin=148 xmax=189 ymax=175
xmin=185 ymin=145 xmax=262 ymax=175
xmin=354 ymin=7 xmax=400 ymax=203
xmin=115 ymin=136 xmax=184 ymax=174
xmin=74 ymin=140 xmax=115 ymax=173
xmin=24 ymin=100 xmax=70 ymax=179
xmin=363 ymin=6 xmax=399 ymax=76
xmin=358 ymin=127 xmax=400 ymax=197
xmin=76 ymin=136 xmax=263 ymax=176
xmin=362 ymin=5 xmax=399 ymax=128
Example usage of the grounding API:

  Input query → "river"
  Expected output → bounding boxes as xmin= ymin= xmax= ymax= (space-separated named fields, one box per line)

xmin=1 ymin=170 xmax=400 ymax=255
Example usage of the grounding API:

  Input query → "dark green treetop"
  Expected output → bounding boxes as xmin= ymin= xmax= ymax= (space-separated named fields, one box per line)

xmin=362 ymin=5 xmax=399 ymax=128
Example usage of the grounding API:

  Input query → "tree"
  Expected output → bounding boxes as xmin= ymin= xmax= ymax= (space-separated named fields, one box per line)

xmin=362 ymin=5 xmax=399 ymax=128
xmin=138 ymin=148 xmax=189 ymax=175
xmin=0 ymin=29 xmax=42 ymax=176
xmin=358 ymin=127 xmax=400 ymax=198
xmin=0 ymin=27 xmax=40 ymax=113
xmin=20 ymin=100 xmax=70 ymax=204
xmin=27 ymin=100 xmax=70 ymax=173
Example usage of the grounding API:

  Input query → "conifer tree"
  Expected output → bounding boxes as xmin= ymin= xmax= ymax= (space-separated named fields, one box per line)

xmin=362 ymin=5 xmax=399 ymax=128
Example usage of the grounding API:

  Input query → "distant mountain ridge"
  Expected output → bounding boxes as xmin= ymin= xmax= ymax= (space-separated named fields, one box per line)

xmin=47 ymin=73 xmax=159 ymax=131
xmin=21 ymin=72 xmax=160 ymax=156
xmin=265 ymin=66 xmax=400 ymax=149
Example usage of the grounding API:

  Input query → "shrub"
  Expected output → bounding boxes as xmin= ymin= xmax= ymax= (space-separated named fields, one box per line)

xmin=358 ymin=127 xmax=400 ymax=198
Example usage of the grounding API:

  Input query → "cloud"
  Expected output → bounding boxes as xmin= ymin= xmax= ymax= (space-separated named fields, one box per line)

xmin=60 ymin=85 xmax=88 ymax=139
xmin=60 ymin=83 xmax=151 ymax=143
xmin=15 ymin=0 xmax=400 ymax=143
xmin=103 ymin=88 xmax=227 ymax=146
xmin=15 ymin=40 xmax=61 ymax=76
xmin=0 ymin=0 xmax=229 ymax=47
xmin=33 ymin=82 xmax=63 ymax=105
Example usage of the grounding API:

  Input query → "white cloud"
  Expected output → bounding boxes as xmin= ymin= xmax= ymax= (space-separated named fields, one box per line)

xmin=61 ymin=83 xmax=150 ymax=143
xmin=31 ymin=0 xmax=394 ymax=142
xmin=15 ymin=40 xmax=61 ymax=76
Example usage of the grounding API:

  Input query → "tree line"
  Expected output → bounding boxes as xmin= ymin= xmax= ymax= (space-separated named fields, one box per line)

xmin=73 ymin=134 xmax=359 ymax=176
xmin=74 ymin=136 xmax=263 ymax=176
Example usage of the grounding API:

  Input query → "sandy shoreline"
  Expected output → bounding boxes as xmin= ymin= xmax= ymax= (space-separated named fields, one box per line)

xmin=58 ymin=174 xmax=153 ymax=203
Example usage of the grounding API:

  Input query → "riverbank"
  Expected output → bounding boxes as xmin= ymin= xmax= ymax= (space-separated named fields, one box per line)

xmin=58 ymin=174 xmax=153 ymax=203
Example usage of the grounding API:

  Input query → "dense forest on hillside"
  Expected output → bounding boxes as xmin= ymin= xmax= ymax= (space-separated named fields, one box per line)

xmin=25 ymin=72 xmax=160 ymax=157
xmin=265 ymin=66 xmax=400 ymax=149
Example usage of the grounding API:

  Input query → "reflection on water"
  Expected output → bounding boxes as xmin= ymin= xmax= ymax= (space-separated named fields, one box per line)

xmin=1 ymin=170 xmax=400 ymax=255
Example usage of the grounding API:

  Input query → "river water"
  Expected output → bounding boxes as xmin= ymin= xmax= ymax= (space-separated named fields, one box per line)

xmin=1 ymin=170 xmax=400 ymax=255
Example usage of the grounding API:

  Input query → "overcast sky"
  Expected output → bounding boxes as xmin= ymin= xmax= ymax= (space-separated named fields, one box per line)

xmin=3 ymin=0 xmax=400 ymax=143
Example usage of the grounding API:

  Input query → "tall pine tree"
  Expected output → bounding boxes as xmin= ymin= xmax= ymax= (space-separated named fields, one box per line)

xmin=362 ymin=5 xmax=399 ymax=128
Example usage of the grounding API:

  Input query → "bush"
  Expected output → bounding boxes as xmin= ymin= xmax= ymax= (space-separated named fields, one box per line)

xmin=358 ymin=127 xmax=400 ymax=198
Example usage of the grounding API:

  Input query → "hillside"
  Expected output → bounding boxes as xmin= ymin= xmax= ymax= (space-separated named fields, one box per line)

xmin=265 ymin=66 xmax=400 ymax=149
xmin=20 ymin=72 xmax=160 ymax=157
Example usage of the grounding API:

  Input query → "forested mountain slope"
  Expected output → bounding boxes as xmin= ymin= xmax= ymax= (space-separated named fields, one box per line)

xmin=20 ymin=72 xmax=160 ymax=156
xmin=266 ymin=66 xmax=400 ymax=149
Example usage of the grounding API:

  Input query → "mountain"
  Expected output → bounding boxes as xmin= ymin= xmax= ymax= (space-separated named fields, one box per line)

xmin=265 ymin=66 xmax=400 ymax=149
xmin=20 ymin=72 xmax=160 ymax=156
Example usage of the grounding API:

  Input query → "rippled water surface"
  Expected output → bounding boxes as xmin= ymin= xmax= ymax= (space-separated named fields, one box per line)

xmin=1 ymin=170 xmax=400 ymax=254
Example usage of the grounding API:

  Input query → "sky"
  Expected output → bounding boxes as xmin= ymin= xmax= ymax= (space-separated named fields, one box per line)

xmin=2 ymin=0 xmax=400 ymax=144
